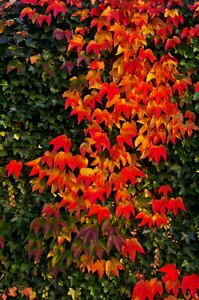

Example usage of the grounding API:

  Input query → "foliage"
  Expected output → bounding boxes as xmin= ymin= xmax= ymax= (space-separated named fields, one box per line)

xmin=0 ymin=0 xmax=199 ymax=299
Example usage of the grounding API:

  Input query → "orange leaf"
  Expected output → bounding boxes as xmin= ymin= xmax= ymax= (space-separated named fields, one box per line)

xmin=23 ymin=287 xmax=36 ymax=300
xmin=105 ymin=258 xmax=124 ymax=277
xmin=115 ymin=187 xmax=131 ymax=203
xmin=83 ymin=91 xmax=102 ymax=110
xmin=116 ymin=121 xmax=137 ymax=147
xmin=153 ymin=213 xmax=168 ymax=228
xmin=165 ymin=280 xmax=180 ymax=297
xmin=8 ymin=286 xmax=17 ymax=297
xmin=92 ymin=259 xmax=106 ymax=277
xmin=67 ymin=34 xmax=85 ymax=54
xmin=20 ymin=7 xmax=35 ymax=18
xmin=164 ymin=296 xmax=178 ymax=300
xmin=92 ymin=108 xmax=112 ymax=128
xmin=89 ymin=60 xmax=105 ymax=70
xmin=53 ymin=152 xmax=69 ymax=171
xmin=30 ymin=54 xmax=41 ymax=64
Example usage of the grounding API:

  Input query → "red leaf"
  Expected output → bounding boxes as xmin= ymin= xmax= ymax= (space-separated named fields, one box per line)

xmin=167 ymin=197 xmax=186 ymax=216
xmin=0 ymin=236 xmax=5 ymax=250
xmin=45 ymin=14 xmax=52 ymax=26
xmin=42 ymin=151 xmax=54 ymax=168
xmin=132 ymin=278 xmax=163 ymax=300
xmin=153 ymin=213 xmax=168 ymax=227
xmin=122 ymin=238 xmax=144 ymax=262
xmin=70 ymin=105 xmax=91 ymax=124
xmin=121 ymin=165 xmax=144 ymax=185
xmin=138 ymin=48 xmax=156 ymax=63
xmin=194 ymin=82 xmax=199 ymax=92
xmin=152 ymin=197 xmax=168 ymax=215
xmin=86 ymin=40 xmax=101 ymax=56
xmin=46 ymin=1 xmax=66 ymax=18
xmin=158 ymin=185 xmax=172 ymax=196
xmin=83 ymin=185 xmax=105 ymax=204
xmin=42 ymin=203 xmax=60 ymax=218
xmin=67 ymin=34 xmax=85 ymax=54
xmin=61 ymin=61 xmax=74 ymax=72
xmin=116 ymin=203 xmax=135 ymax=221
xmin=136 ymin=211 xmax=154 ymax=228
xmin=37 ymin=14 xmax=46 ymax=27
xmin=100 ymin=82 xmax=119 ymax=101
xmin=92 ymin=132 xmax=111 ymax=152
xmin=182 ymin=273 xmax=199 ymax=297
xmin=66 ymin=154 xmax=88 ymax=172
xmin=148 ymin=145 xmax=167 ymax=164
xmin=6 ymin=160 xmax=23 ymax=179
xmin=165 ymin=36 xmax=180 ymax=51
xmin=159 ymin=264 xmax=179 ymax=282
xmin=49 ymin=135 xmax=72 ymax=153
xmin=88 ymin=205 xmax=110 ymax=224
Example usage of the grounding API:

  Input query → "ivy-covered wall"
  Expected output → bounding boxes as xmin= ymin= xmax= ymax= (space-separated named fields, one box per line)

xmin=0 ymin=0 xmax=199 ymax=299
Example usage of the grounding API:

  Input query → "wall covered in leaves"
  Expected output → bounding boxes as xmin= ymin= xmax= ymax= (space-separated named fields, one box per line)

xmin=0 ymin=0 xmax=199 ymax=299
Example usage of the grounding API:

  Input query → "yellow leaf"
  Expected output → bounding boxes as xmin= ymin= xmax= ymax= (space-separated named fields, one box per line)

xmin=0 ymin=131 xmax=6 ymax=137
xmin=80 ymin=167 xmax=97 ymax=176
xmin=13 ymin=133 xmax=20 ymax=140
xmin=141 ymin=24 xmax=154 ymax=36
xmin=146 ymin=70 xmax=156 ymax=82
xmin=116 ymin=44 xmax=124 ymax=55
xmin=164 ymin=8 xmax=179 ymax=18
xmin=135 ymin=135 xmax=144 ymax=147
xmin=105 ymin=260 xmax=112 ymax=277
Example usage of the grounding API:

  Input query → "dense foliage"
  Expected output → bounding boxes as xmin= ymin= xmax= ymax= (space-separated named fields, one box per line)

xmin=0 ymin=0 xmax=199 ymax=299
